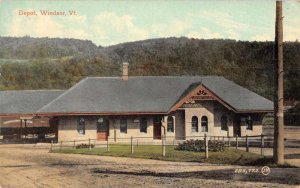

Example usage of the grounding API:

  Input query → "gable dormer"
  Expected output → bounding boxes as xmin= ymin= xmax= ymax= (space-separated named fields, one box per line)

xmin=169 ymin=83 xmax=234 ymax=112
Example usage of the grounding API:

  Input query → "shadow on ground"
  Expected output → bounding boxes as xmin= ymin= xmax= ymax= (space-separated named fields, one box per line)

xmin=92 ymin=168 xmax=300 ymax=185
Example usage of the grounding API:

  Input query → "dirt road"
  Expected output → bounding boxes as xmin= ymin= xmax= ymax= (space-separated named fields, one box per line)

xmin=0 ymin=145 xmax=299 ymax=188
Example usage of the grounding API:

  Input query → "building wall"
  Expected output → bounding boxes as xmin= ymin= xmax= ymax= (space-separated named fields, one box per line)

xmin=184 ymin=101 xmax=214 ymax=137
xmin=175 ymin=110 xmax=185 ymax=140
xmin=57 ymin=108 xmax=264 ymax=142
xmin=108 ymin=116 xmax=155 ymax=142
xmin=213 ymin=102 xmax=234 ymax=137
xmin=58 ymin=116 xmax=158 ymax=142
xmin=240 ymin=114 xmax=264 ymax=136
xmin=58 ymin=116 xmax=98 ymax=142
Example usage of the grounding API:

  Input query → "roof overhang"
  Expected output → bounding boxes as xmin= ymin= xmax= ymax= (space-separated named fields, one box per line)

xmin=235 ymin=109 xmax=274 ymax=113
xmin=0 ymin=113 xmax=35 ymax=118
xmin=36 ymin=111 xmax=168 ymax=116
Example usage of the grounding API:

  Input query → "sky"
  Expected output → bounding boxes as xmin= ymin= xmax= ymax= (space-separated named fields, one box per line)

xmin=0 ymin=0 xmax=299 ymax=46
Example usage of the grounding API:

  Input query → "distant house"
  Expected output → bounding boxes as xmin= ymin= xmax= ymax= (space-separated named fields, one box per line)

xmin=0 ymin=63 xmax=273 ymax=142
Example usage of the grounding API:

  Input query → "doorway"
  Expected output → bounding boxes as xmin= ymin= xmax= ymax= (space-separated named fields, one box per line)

xmin=233 ymin=115 xmax=241 ymax=137
xmin=97 ymin=117 xmax=109 ymax=141
xmin=153 ymin=116 xmax=162 ymax=140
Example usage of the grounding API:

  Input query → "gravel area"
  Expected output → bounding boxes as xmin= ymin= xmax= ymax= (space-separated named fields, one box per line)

xmin=0 ymin=144 xmax=299 ymax=188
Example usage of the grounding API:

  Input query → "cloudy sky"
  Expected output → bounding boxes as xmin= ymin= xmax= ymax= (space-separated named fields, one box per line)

xmin=0 ymin=0 xmax=299 ymax=46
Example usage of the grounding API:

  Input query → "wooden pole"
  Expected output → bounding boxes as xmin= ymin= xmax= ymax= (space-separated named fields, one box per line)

xmin=235 ymin=135 xmax=238 ymax=149
xmin=131 ymin=136 xmax=134 ymax=154
xmin=24 ymin=119 xmax=27 ymax=141
xmin=162 ymin=135 xmax=166 ymax=157
xmin=261 ymin=134 xmax=264 ymax=156
xmin=228 ymin=135 xmax=230 ymax=147
xmin=50 ymin=140 xmax=53 ymax=152
xmin=246 ymin=135 xmax=249 ymax=152
xmin=107 ymin=139 xmax=109 ymax=152
xmin=273 ymin=0 xmax=285 ymax=165
xmin=205 ymin=134 xmax=208 ymax=159
xmin=173 ymin=138 xmax=175 ymax=149
xmin=89 ymin=138 xmax=91 ymax=151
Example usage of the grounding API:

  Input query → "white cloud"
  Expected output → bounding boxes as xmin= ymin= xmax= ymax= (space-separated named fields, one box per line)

xmin=189 ymin=11 xmax=250 ymax=32
xmin=187 ymin=27 xmax=223 ymax=39
xmin=151 ymin=20 xmax=192 ymax=37
xmin=93 ymin=12 xmax=149 ymax=45
xmin=284 ymin=25 xmax=300 ymax=41
xmin=284 ymin=16 xmax=300 ymax=41
xmin=251 ymin=34 xmax=273 ymax=41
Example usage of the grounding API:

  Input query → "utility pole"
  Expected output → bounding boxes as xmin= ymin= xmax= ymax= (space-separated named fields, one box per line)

xmin=273 ymin=0 xmax=285 ymax=165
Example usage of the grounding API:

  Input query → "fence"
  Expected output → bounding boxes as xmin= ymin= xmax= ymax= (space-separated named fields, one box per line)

xmin=50 ymin=134 xmax=279 ymax=158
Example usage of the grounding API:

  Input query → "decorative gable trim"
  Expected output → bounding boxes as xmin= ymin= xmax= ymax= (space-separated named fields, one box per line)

xmin=168 ymin=83 xmax=236 ymax=113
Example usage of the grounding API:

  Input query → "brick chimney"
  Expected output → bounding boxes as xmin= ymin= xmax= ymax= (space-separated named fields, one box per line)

xmin=122 ymin=62 xmax=129 ymax=81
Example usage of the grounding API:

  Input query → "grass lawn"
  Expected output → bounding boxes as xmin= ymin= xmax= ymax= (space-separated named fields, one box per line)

xmin=51 ymin=144 xmax=278 ymax=166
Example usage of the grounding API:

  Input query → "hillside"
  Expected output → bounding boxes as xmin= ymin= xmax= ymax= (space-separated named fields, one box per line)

xmin=0 ymin=36 xmax=99 ymax=59
xmin=0 ymin=36 xmax=299 ymax=100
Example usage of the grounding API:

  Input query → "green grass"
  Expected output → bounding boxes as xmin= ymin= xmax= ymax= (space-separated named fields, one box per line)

xmin=52 ymin=144 xmax=273 ymax=166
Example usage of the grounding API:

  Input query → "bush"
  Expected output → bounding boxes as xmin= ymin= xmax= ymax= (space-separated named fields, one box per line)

xmin=75 ymin=143 xmax=95 ymax=149
xmin=175 ymin=139 xmax=225 ymax=152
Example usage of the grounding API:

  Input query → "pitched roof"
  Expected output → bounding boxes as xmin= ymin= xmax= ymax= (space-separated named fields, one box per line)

xmin=0 ymin=90 xmax=64 ymax=115
xmin=37 ymin=76 xmax=273 ymax=114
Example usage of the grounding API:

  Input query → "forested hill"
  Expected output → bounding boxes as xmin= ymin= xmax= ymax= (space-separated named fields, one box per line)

xmin=0 ymin=36 xmax=299 ymax=101
xmin=0 ymin=36 xmax=99 ymax=59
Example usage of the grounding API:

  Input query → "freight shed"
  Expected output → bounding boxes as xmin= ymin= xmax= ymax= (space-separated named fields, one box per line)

xmin=0 ymin=90 xmax=64 ymax=143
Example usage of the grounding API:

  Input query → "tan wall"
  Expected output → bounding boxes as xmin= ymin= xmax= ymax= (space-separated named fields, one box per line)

xmin=58 ymin=116 xmax=156 ymax=142
xmin=213 ymin=102 xmax=234 ymax=136
xmin=175 ymin=110 xmax=185 ymax=140
xmin=184 ymin=101 xmax=214 ymax=137
xmin=108 ymin=116 xmax=154 ymax=142
xmin=58 ymin=116 xmax=98 ymax=142
xmin=240 ymin=118 xmax=263 ymax=136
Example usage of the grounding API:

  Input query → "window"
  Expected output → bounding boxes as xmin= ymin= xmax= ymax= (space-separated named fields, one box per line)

xmin=167 ymin=116 xmax=174 ymax=132
xmin=201 ymin=116 xmax=208 ymax=132
xmin=120 ymin=118 xmax=127 ymax=133
xmin=140 ymin=117 xmax=147 ymax=133
xmin=191 ymin=116 xmax=198 ymax=132
xmin=77 ymin=118 xmax=85 ymax=135
xmin=246 ymin=116 xmax=253 ymax=130
xmin=221 ymin=115 xmax=228 ymax=131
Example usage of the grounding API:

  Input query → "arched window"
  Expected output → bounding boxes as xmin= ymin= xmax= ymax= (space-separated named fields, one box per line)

xmin=221 ymin=115 xmax=228 ymax=131
xmin=120 ymin=118 xmax=127 ymax=133
xmin=191 ymin=116 xmax=198 ymax=132
xmin=140 ymin=117 xmax=147 ymax=133
xmin=246 ymin=116 xmax=253 ymax=130
xmin=201 ymin=116 xmax=208 ymax=132
xmin=77 ymin=117 xmax=85 ymax=135
xmin=167 ymin=116 xmax=174 ymax=132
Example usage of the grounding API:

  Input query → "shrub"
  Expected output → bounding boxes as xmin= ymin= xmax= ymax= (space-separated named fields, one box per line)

xmin=75 ymin=143 xmax=95 ymax=149
xmin=175 ymin=139 xmax=225 ymax=152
